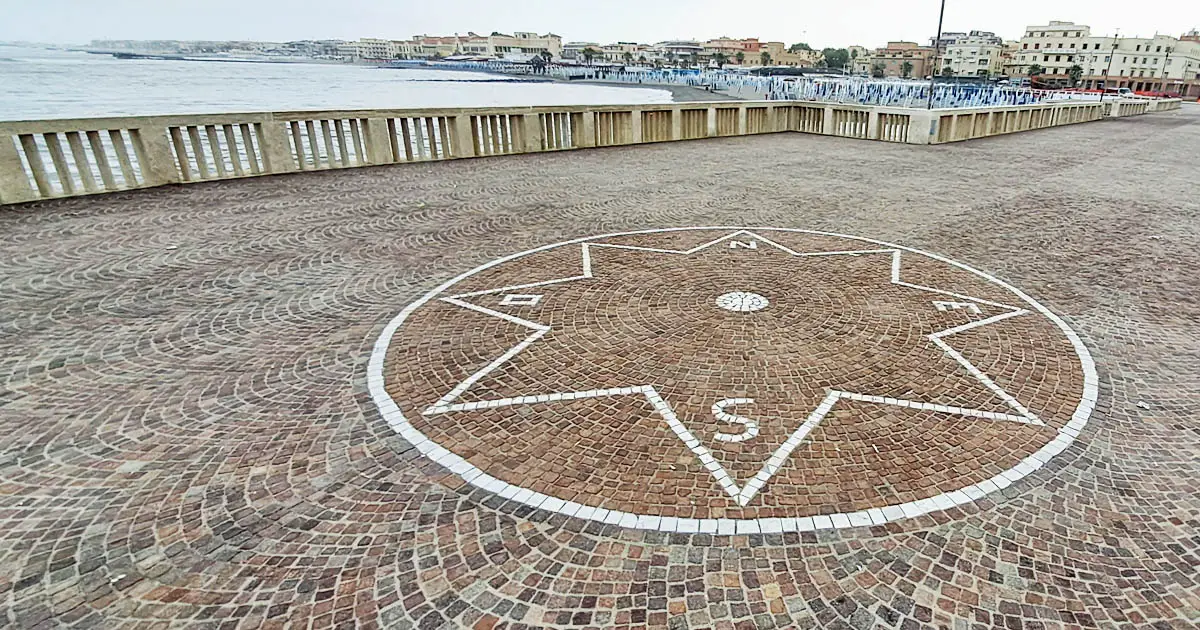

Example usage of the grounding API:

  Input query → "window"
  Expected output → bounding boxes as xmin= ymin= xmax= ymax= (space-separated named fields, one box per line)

xmin=1044 ymin=55 xmax=1049 ymax=62
xmin=1136 ymin=45 xmax=1141 ymax=51
xmin=1056 ymin=55 xmax=1062 ymax=61
xmin=1152 ymin=58 xmax=1157 ymax=64
xmin=1034 ymin=43 xmax=1040 ymax=50
xmin=1156 ymin=45 xmax=1162 ymax=52
xmin=1122 ymin=56 xmax=1127 ymax=63
xmin=1119 ymin=69 xmax=1125 ymax=75
xmin=1105 ymin=56 xmax=1111 ymax=62
xmin=1023 ymin=43 xmax=1029 ymax=49
xmin=1143 ymin=57 xmax=1149 ymax=63
xmin=1070 ymin=43 xmax=1076 ymax=49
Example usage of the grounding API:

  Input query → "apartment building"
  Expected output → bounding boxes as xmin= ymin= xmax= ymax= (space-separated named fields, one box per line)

xmin=601 ymin=42 xmax=650 ymax=63
xmin=942 ymin=33 xmax=1005 ymax=77
xmin=561 ymin=42 xmax=601 ymax=61
xmin=867 ymin=42 xmax=937 ymax=78
xmin=1011 ymin=22 xmax=1200 ymax=96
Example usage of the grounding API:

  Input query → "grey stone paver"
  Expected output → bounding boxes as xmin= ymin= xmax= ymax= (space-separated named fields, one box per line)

xmin=1 ymin=106 xmax=1199 ymax=629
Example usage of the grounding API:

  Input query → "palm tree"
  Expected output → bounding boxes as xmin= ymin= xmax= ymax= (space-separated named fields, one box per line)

xmin=689 ymin=52 xmax=699 ymax=68
xmin=665 ymin=51 xmax=676 ymax=66
xmin=901 ymin=61 xmax=913 ymax=78
xmin=871 ymin=62 xmax=885 ymax=78
xmin=638 ymin=54 xmax=647 ymax=66
xmin=735 ymin=51 xmax=745 ymax=65
xmin=1027 ymin=63 xmax=1045 ymax=78
xmin=941 ymin=66 xmax=954 ymax=77
xmin=581 ymin=47 xmax=598 ymax=65
xmin=713 ymin=52 xmax=728 ymax=69
xmin=1067 ymin=64 xmax=1083 ymax=86
xmin=760 ymin=51 xmax=771 ymax=66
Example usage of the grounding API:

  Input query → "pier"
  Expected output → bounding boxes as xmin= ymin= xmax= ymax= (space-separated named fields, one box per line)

xmin=0 ymin=99 xmax=1197 ymax=629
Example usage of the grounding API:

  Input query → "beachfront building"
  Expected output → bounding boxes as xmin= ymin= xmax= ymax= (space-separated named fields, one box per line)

xmin=281 ymin=40 xmax=346 ymax=59
xmin=601 ymin=42 xmax=651 ymax=64
xmin=744 ymin=42 xmax=818 ymax=67
xmin=703 ymin=37 xmax=762 ymax=61
xmin=487 ymin=32 xmax=563 ymax=58
xmin=942 ymin=34 xmax=1005 ymax=77
xmin=649 ymin=41 xmax=705 ymax=65
xmin=382 ymin=32 xmax=561 ymax=60
xmin=866 ymin=42 xmax=938 ymax=78
xmin=1009 ymin=22 xmax=1200 ymax=95
xmin=561 ymin=42 xmax=601 ymax=61
xmin=930 ymin=31 xmax=1002 ymax=54
xmin=849 ymin=45 xmax=873 ymax=74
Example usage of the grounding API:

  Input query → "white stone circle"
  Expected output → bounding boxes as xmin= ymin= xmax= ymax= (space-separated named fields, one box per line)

xmin=716 ymin=291 xmax=769 ymax=313
xmin=367 ymin=227 xmax=1098 ymax=534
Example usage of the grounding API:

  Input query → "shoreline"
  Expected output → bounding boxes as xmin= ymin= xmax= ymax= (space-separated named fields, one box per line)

xmin=570 ymin=80 xmax=742 ymax=102
xmin=376 ymin=62 xmax=743 ymax=102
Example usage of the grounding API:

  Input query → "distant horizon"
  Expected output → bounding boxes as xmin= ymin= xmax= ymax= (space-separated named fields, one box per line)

xmin=2 ymin=0 xmax=1197 ymax=50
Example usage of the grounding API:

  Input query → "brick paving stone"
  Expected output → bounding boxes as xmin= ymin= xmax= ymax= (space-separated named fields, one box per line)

xmin=0 ymin=106 xmax=1199 ymax=628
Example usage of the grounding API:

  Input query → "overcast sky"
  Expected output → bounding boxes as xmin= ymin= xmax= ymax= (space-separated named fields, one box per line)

xmin=2 ymin=0 xmax=1197 ymax=48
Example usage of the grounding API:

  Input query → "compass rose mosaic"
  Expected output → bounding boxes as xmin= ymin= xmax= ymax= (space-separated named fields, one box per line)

xmin=368 ymin=228 xmax=1096 ymax=533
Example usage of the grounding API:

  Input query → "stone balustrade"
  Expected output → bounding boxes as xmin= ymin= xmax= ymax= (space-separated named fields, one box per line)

xmin=0 ymin=99 xmax=1173 ymax=205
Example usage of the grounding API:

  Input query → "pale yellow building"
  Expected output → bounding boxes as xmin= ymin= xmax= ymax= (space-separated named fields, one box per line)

xmin=487 ymin=32 xmax=563 ymax=58
xmin=867 ymin=42 xmax=937 ymax=78
xmin=601 ymin=42 xmax=649 ymax=64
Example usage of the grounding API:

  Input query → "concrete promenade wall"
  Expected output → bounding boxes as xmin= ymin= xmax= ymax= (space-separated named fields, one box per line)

xmin=0 ymin=98 xmax=1179 ymax=205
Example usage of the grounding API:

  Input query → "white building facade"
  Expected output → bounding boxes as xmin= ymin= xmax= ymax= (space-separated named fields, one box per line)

xmin=943 ymin=33 xmax=1005 ymax=77
xmin=1012 ymin=22 xmax=1200 ymax=96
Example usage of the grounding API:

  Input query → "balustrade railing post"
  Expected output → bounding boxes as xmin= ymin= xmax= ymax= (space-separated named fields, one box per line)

xmin=452 ymin=115 xmax=476 ymax=158
xmin=630 ymin=109 xmax=643 ymax=144
xmin=578 ymin=111 xmax=596 ymax=148
xmin=361 ymin=118 xmax=394 ymax=164
xmin=257 ymin=121 xmax=298 ymax=174
xmin=736 ymin=106 xmax=748 ymax=135
xmin=822 ymin=106 xmax=834 ymax=135
xmin=706 ymin=106 xmax=718 ymax=137
xmin=765 ymin=105 xmax=778 ymax=133
xmin=0 ymin=134 xmax=36 ymax=204
xmin=670 ymin=108 xmax=682 ymax=141
xmin=866 ymin=112 xmax=881 ymax=140
xmin=521 ymin=114 xmax=543 ymax=153
xmin=906 ymin=110 xmax=934 ymax=145
xmin=134 ymin=125 xmax=183 ymax=186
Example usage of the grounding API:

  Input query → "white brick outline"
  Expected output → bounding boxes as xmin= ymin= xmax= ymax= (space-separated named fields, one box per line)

xmin=367 ymin=227 xmax=1097 ymax=532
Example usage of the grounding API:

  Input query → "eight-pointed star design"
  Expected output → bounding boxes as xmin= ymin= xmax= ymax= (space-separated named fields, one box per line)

xmin=421 ymin=230 xmax=1045 ymax=506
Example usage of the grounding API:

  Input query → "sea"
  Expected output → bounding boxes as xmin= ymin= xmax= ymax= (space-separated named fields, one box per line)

xmin=0 ymin=46 xmax=673 ymax=121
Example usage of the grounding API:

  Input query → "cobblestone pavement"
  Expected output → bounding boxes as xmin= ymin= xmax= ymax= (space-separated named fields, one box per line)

xmin=2 ymin=107 xmax=1199 ymax=629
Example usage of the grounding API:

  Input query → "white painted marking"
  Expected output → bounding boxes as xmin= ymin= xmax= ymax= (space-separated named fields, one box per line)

xmin=729 ymin=240 xmax=757 ymax=249
xmin=712 ymin=398 xmax=758 ymax=443
xmin=368 ymin=227 xmax=1097 ymax=533
xmin=933 ymin=300 xmax=982 ymax=314
xmin=715 ymin=291 xmax=769 ymax=313
xmin=500 ymin=294 xmax=542 ymax=306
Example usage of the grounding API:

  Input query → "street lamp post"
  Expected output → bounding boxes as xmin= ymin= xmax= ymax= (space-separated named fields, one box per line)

xmin=1099 ymin=30 xmax=1119 ymax=102
xmin=1160 ymin=46 xmax=1173 ymax=94
xmin=927 ymin=0 xmax=946 ymax=109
